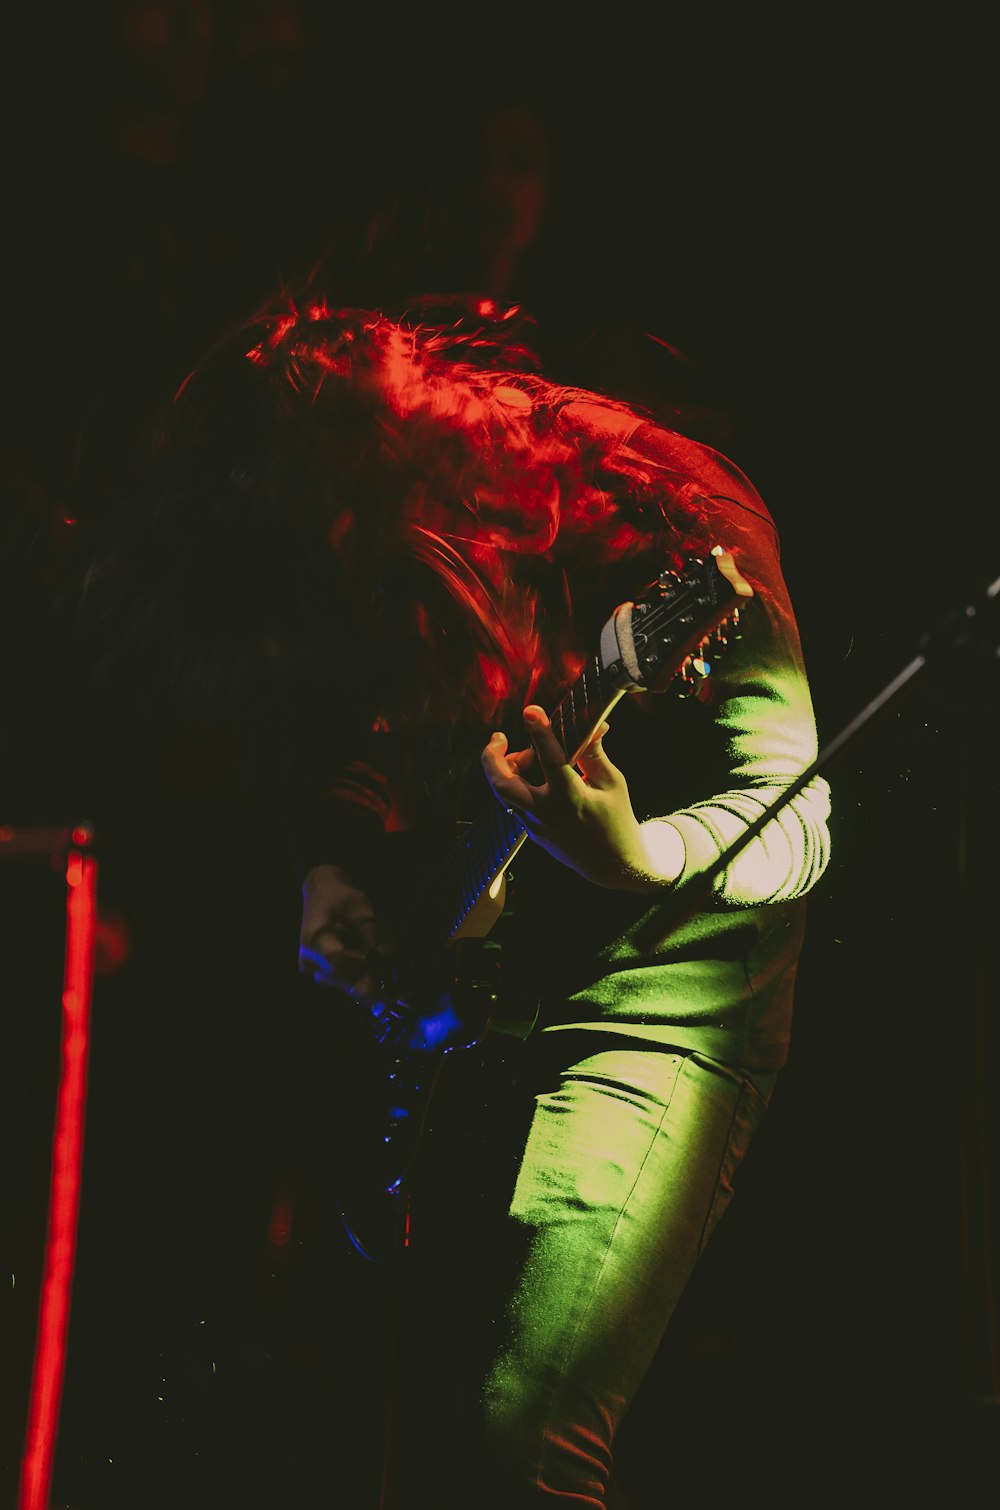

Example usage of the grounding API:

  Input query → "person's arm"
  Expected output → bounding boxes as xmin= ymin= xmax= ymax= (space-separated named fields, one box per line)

xmin=649 ymin=498 xmax=830 ymax=907
xmin=483 ymin=440 xmax=831 ymax=905
xmin=482 ymin=710 xmax=686 ymax=891
xmin=296 ymin=754 xmax=401 ymax=1000
xmin=299 ymin=862 xmax=384 ymax=1000
xmin=483 ymin=614 xmax=830 ymax=906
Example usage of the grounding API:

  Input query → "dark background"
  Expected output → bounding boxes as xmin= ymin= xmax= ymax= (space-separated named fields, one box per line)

xmin=1 ymin=6 xmax=996 ymax=1508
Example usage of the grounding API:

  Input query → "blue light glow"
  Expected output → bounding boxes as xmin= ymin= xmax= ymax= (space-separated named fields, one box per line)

xmin=408 ymin=997 xmax=463 ymax=1052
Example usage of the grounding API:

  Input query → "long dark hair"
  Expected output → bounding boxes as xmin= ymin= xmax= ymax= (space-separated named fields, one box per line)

xmin=76 ymin=290 xmax=712 ymax=802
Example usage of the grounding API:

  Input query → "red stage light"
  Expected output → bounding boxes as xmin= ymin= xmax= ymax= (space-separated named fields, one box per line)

xmin=17 ymin=845 xmax=98 ymax=1510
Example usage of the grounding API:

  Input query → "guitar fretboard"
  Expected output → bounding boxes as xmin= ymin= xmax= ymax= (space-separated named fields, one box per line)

xmin=441 ymin=653 xmax=620 ymax=939
xmin=416 ymin=550 xmax=744 ymax=944
xmin=549 ymin=654 xmax=614 ymax=766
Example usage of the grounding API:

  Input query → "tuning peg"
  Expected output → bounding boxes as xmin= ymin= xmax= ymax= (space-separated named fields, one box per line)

xmin=673 ymin=656 xmax=697 ymax=697
xmin=691 ymin=636 xmax=712 ymax=678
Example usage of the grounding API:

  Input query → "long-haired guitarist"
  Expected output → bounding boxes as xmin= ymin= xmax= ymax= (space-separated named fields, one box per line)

xmin=113 ymin=290 xmax=832 ymax=1507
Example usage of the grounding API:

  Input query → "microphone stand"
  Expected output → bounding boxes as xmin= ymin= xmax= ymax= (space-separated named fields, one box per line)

xmin=650 ymin=565 xmax=1000 ymax=1408
xmin=658 ymin=567 xmax=1000 ymax=925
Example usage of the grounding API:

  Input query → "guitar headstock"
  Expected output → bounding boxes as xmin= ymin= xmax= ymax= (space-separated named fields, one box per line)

xmin=600 ymin=546 xmax=753 ymax=697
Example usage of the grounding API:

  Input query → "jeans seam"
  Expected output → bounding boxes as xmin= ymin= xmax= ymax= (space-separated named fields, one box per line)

xmin=694 ymin=1072 xmax=754 ymax=1256
xmin=532 ymin=1066 xmax=681 ymax=1493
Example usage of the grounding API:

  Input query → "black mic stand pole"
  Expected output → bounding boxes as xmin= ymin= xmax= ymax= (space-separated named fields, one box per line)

xmin=664 ymin=567 xmax=1000 ymax=918
xmin=651 ymin=566 xmax=1000 ymax=1411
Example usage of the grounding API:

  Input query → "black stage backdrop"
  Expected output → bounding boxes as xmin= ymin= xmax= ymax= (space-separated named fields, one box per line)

xmin=1 ymin=8 xmax=995 ymax=1509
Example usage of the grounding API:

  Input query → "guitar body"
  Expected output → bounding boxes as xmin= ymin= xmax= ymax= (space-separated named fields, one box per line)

xmin=331 ymin=548 xmax=752 ymax=1262
xmin=330 ymin=852 xmax=513 ymax=1265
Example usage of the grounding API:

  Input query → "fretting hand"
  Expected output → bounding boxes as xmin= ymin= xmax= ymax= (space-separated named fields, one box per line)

xmin=481 ymin=706 xmax=685 ymax=891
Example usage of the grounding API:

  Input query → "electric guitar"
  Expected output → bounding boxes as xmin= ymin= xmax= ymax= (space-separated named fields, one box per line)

xmin=334 ymin=546 xmax=752 ymax=1261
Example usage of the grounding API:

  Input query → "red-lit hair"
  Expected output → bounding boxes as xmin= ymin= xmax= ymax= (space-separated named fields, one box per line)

xmin=161 ymin=295 xmax=712 ymax=735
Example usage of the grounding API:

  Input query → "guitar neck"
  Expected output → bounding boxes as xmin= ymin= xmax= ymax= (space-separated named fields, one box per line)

xmin=421 ymin=547 xmax=749 ymax=944
xmin=440 ymin=654 xmax=625 ymax=940
xmin=547 ymin=653 xmax=628 ymax=765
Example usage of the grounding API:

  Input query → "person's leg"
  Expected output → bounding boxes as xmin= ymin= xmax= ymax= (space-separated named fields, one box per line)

xmin=478 ymin=1045 xmax=773 ymax=1507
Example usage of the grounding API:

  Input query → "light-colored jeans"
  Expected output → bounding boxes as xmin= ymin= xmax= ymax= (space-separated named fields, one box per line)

xmin=478 ymin=1043 xmax=775 ymax=1507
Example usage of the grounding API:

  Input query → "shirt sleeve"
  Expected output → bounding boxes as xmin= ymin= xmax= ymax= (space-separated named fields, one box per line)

xmin=626 ymin=422 xmax=832 ymax=906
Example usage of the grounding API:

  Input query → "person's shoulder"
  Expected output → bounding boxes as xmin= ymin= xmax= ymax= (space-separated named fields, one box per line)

xmin=558 ymin=398 xmax=778 ymax=539
xmin=627 ymin=421 xmax=774 ymax=527
xmin=558 ymin=397 xmax=746 ymax=488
